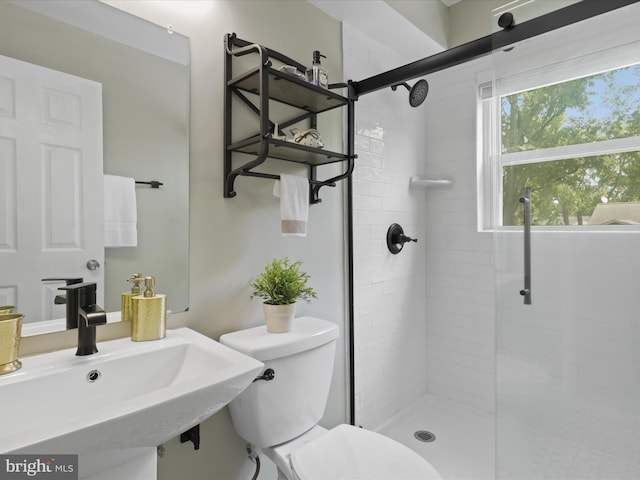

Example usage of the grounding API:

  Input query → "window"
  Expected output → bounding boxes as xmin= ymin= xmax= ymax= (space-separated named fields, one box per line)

xmin=480 ymin=62 xmax=640 ymax=228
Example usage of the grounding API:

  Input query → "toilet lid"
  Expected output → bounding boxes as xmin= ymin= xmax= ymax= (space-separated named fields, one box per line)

xmin=290 ymin=424 xmax=442 ymax=480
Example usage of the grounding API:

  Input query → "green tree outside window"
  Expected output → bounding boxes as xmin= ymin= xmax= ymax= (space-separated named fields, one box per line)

xmin=500 ymin=65 xmax=640 ymax=226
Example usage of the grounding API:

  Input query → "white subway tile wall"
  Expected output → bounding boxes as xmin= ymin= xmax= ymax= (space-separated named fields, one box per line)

xmin=345 ymin=21 xmax=496 ymax=429
xmin=421 ymin=57 xmax=496 ymax=416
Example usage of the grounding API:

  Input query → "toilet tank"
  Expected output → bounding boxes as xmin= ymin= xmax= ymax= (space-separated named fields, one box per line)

xmin=219 ymin=317 xmax=339 ymax=448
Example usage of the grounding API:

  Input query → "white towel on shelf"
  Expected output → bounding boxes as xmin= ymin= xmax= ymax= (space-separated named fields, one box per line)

xmin=104 ymin=174 xmax=138 ymax=247
xmin=274 ymin=174 xmax=309 ymax=237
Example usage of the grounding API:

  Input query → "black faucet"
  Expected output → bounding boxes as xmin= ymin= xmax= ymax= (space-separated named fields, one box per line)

xmin=59 ymin=282 xmax=107 ymax=356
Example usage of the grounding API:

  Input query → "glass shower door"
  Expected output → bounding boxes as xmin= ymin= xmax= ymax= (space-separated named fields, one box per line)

xmin=495 ymin=231 xmax=640 ymax=479
xmin=492 ymin=3 xmax=640 ymax=478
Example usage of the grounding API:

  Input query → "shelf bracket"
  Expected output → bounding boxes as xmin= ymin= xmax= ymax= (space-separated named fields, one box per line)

xmin=310 ymin=155 xmax=356 ymax=204
xmin=225 ymin=139 xmax=270 ymax=198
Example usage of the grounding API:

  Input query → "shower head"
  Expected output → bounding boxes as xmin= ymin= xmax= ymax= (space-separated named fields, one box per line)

xmin=391 ymin=79 xmax=429 ymax=107
xmin=409 ymin=79 xmax=429 ymax=107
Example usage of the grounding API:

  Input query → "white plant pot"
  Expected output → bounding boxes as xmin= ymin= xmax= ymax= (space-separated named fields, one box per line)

xmin=262 ymin=303 xmax=296 ymax=333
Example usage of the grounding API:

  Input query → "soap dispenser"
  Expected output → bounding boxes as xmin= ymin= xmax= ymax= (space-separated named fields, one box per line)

xmin=306 ymin=50 xmax=328 ymax=89
xmin=131 ymin=276 xmax=166 ymax=341
xmin=121 ymin=273 xmax=144 ymax=322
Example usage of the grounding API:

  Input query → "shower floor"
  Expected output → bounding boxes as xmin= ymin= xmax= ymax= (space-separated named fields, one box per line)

xmin=374 ymin=394 xmax=495 ymax=480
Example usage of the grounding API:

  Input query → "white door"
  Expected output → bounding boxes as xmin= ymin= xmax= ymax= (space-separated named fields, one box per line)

xmin=0 ymin=54 xmax=103 ymax=324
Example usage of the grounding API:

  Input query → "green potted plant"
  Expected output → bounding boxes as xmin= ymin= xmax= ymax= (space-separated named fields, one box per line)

xmin=250 ymin=257 xmax=317 ymax=333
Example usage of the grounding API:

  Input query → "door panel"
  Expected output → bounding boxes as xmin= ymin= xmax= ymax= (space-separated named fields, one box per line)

xmin=0 ymin=54 xmax=103 ymax=324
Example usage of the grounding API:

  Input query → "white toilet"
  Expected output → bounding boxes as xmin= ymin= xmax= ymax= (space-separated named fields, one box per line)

xmin=220 ymin=316 xmax=442 ymax=480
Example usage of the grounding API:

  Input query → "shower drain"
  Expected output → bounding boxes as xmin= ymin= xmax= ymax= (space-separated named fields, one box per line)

xmin=414 ymin=430 xmax=436 ymax=443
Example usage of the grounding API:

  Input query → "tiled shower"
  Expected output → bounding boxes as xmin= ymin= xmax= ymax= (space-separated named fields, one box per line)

xmin=346 ymin=2 xmax=640 ymax=478
xmin=346 ymin=22 xmax=496 ymax=429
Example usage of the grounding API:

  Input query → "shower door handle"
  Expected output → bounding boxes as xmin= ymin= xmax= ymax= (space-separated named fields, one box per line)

xmin=519 ymin=188 xmax=532 ymax=305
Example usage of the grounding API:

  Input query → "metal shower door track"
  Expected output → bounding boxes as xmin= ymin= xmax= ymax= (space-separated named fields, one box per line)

xmin=350 ymin=0 xmax=639 ymax=99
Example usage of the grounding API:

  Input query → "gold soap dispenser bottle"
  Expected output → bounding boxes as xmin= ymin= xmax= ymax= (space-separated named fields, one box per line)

xmin=121 ymin=273 xmax=144 ymax=322
xmin=131 ymin=276 xmax=166 ymax=341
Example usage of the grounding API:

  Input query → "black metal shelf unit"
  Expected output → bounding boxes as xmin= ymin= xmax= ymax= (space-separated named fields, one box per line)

xmin=224 ymin=33 xmax=356 ymax=203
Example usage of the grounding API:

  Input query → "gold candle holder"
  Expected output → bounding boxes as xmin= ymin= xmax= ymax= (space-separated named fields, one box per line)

xmin=0 ymin=306 xmax=15 ymax=314
xmin=0 ymin=313 xmax=22 ymax=375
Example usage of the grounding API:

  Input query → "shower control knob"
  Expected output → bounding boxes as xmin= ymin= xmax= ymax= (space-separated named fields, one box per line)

xmin=386 ymin=223 xmax=418 ymax=255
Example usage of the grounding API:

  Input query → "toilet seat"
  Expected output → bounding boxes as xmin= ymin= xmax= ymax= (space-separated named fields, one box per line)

xmin=290 ymin=424 xmax=442 ymax=479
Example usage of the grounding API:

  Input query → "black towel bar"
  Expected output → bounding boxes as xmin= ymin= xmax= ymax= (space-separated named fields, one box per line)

xmin=135 ymin=180 xmax=163 ymax=188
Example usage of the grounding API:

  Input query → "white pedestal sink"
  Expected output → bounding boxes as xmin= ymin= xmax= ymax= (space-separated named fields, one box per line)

xmin=0 ymin=328 xmax=264 ymax=478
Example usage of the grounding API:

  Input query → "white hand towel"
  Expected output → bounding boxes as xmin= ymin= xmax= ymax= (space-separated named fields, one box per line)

xmin=274 ymin=174 xmax=309 ymax=237
xmin=104 ymin=174 xmax=138 ymax=247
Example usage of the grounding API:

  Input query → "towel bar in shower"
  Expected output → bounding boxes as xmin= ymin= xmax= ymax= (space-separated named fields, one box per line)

xmin=519 ymin=187 xmax=532 ymax=305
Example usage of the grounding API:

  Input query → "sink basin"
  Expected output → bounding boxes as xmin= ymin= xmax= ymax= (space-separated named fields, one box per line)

xmin=0 ymin=327 xmax=264 ymax=454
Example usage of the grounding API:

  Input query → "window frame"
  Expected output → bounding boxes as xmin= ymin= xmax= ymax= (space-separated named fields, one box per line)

xmin=478 ymin=63 xmax=640 ymax=232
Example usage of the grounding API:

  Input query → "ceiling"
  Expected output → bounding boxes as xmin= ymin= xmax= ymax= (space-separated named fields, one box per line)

xmin=309 ymin=0 xmax=446 ymax=60
xmin=440 ymin=0 xmax=462 ymax=6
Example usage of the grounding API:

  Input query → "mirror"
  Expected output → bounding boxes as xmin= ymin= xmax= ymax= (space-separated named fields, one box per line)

xmin=0 ymin=0 xmax=190 ymax=336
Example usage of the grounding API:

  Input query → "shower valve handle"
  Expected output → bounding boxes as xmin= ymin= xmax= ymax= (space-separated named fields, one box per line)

xmin=387 ymin=223 xmax=418 ymax=254
xmin=398 ymin=234 xmax=417 ymax=244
